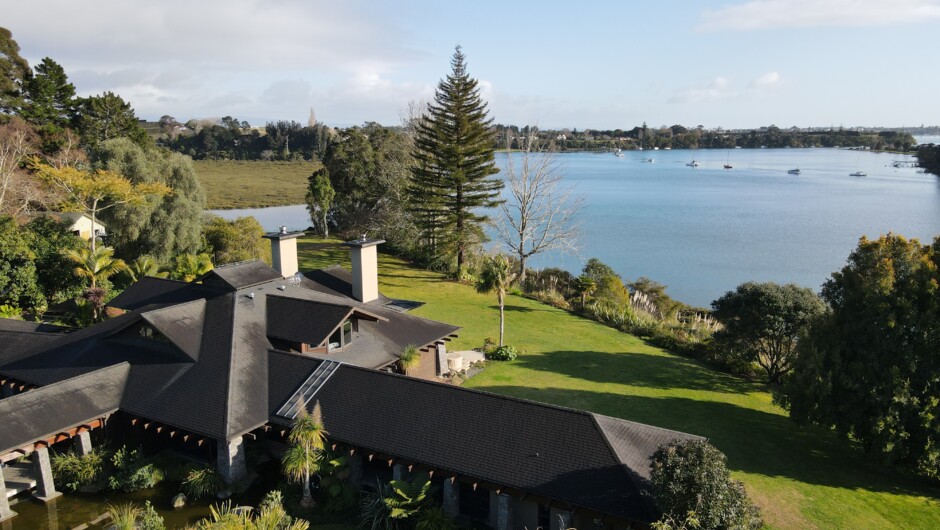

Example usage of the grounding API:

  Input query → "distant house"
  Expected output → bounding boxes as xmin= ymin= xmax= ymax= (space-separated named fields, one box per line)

xmin=0 ymin=232 xmax=704 ymax=529
xmin=29 ymin=212 xmax=106 ymax=241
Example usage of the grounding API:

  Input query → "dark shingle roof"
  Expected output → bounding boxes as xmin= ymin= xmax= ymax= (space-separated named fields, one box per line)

xmin=266 ymin=295 xmax=354 ymax=346
xmin=0 ymin=363 xmax=130 ymax=454
xmin=269 ymin=363 xmax=704 ymax=523
xmin=200 ymin=260 xmax=284 ymax=290
xmin=109 ymin=277 xmax=216 ymax=311
xmin=0 ymin=319 xmax=71 ymax=365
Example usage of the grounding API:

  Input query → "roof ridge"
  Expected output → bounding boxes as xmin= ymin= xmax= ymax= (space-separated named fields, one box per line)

xmin=592 ymin=412 xmax=709 ymax=441
xmin=336 ymin=363 xmax=595 ymax=417
xmin=214 ymin=259 xmax=264 ymax=269
xmin=216 ymin=293 xmax=239 ymax=441
xmin=266 ymin=293 xmax=353 ymax=309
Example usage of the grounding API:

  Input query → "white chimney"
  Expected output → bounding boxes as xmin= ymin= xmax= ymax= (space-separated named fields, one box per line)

xmin=343 ymin=237 xmax=385 ymax=303
xmin=262 ymin=227 xmax=303 ymax=277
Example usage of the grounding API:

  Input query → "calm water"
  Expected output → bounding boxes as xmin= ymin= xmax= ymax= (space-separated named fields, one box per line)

xmin=211 ymin=148 xmax=940 ymax=307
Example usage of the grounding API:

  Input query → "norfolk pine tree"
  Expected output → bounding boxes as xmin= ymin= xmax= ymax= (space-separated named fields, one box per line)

xmin=411 ymin=47 xmax=502 ymax=274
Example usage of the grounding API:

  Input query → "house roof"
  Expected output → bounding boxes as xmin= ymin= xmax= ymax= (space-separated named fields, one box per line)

xmin=0 ymin=363 xmax=130 ymax=455
xmin=266 ymin=357 xmax=704 ymax=523
xmin=2 ymin=261 xmax=459 ymax=441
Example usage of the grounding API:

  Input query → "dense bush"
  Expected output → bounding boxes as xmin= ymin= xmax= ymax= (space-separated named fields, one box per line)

xmin=182 ymin=466 xmax=224 ymax=500
xmin=651 ymin=440 xmax=762 ymax=530
xmin=488 ymin=344 xmax=519 ymax=361
xmin=51 ymin=449 xmax=105 ymax=491
xmin=109 ymin=446 xmax=165 ymax=492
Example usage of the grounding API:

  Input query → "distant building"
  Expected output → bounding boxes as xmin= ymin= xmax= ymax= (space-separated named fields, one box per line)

xmin=29 ymin=212 xmax=106 ymax=241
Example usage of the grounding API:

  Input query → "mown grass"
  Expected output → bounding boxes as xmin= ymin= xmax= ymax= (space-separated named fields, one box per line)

xmin=298 ymin=237 xmax=940 ymax=530
xmin=193 ymin=160 xmax=321 ymax=209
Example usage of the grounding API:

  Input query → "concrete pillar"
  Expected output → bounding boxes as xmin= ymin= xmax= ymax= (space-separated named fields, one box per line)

xmin=0 ymin=464 xmax=18 ymax=523
xmin=74 ymin=431 xmax=93 ymax=456
xmin=496 ymin=493 xmax=512 ymax=530
xmin=216 ymin=436 xmax=247 ymax=484
xmin=348 ymin=453 xmax=363 ymax=490
xmin=31 ymin=447 xmax=62 ymax=502
xmin=442 ymin=478 xmax=460 ymax=518
xmin=550 ymin=507 xmax=573 ymax=530
xmin=392 ymin=463 xmax=404 ymax=482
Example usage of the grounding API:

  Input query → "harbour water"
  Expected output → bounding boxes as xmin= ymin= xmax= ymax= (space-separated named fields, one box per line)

xmin=211 ymin=148 xmax=940 ymax=307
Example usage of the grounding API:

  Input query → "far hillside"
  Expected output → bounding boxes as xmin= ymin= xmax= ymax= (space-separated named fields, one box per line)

xmin=193 ymin=160 xmax=317 ymax=209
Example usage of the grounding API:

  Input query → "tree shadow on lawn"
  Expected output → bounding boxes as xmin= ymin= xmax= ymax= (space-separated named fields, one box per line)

xmin=476 ymin=384 xmax=940 ymax=498
xmin=512 ymin=348 xmax=757 ymax=394
xmin=488 ymin=304 xmax=543 ymax=313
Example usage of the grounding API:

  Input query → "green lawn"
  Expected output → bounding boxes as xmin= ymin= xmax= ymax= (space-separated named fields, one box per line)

xmin=298 ymin=238 xmax=940 ymax=530
xmin=193 ymin=160 xmax=320 ymax=209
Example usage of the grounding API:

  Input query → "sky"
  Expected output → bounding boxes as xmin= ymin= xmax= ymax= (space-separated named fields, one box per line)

xmin=5 ymin=0 xmax=940 ymax=130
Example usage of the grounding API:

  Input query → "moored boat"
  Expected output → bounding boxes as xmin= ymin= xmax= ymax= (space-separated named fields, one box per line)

xmin=788 ymin=168 xmax=801 ymax=175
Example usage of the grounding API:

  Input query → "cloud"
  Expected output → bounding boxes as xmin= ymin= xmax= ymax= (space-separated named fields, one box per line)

xmin=750 ymin=71 xmax=781 ymax=88
xmin=698 ymin=0 xmax=940 ymax=31
xmin=669 ymin=76 xmax=737 ymax=104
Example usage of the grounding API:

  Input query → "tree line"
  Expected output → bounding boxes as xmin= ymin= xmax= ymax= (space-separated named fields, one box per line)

xmin=493 ymin=123 xmax=917 ymax=152
xmin=917 ymin=144 xmax=940 ymax=176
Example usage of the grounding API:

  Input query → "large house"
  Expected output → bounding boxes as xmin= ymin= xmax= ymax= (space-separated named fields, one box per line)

xmin=0 ymin=232 xmax=702 ymax=529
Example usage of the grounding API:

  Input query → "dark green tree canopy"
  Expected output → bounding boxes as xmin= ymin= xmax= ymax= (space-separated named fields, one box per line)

xmin=20 ymin=57 xmax=76 ymax=129
xmin=410 ymin=46 xmax=502 ymax=272
xmin=0 ymin=215 xmax=43 ymax=312
xmin=650 ymin=440 xmax=762 ymax=530
xmin=0 ymin=27 xmax=30 ymax=113
xmin=92 ymin=138 xmax=205 ymax=262
xmin=74 ymin=91 xmax=150 ymax=150
xmin=783 ymin=234 xmax=940 ymax=480
xmin=25 ymin=215 xmax=85 ymax=306
xmin=711 ymin=281 xmax=825 ymax=383
xmin=305 ymin=166 xmax=334 ymax=238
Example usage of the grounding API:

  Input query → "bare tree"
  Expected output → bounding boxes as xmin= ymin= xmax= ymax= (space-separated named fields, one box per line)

xmin=497 ymin=138 xmax=582 ymax=284
xmin=0 ymin=117 xmax=46 ymax=216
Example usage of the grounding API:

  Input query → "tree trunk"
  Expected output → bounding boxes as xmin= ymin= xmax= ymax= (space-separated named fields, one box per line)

xmin=323 ymin=211 xmax=329 ymax=238
xmin=300 ymin=468 xmax=314 ymax=508
xmin=498 ymin=291 xmax=505 ymax=347
xmin=518 ymin=255 xmax=527 ymax=286
xmin=90 ymin=199 xmax=98 ymax=253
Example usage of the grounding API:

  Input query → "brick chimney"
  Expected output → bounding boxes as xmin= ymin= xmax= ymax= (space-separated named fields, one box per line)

xmin=262 ymin=226 xmax=304 ymax=278
xmin=342 ymin=236 xmax=385 ymax=303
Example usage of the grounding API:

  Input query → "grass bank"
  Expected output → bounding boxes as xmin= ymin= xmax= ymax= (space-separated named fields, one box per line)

xmin=193 ymin=160 xmax=320 ymax=209
xmin=298 ymin=237 xmax=940 ymax=530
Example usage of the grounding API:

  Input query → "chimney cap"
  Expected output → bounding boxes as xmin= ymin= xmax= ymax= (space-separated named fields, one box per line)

xmin=342 ymin=238 xmax=385 ymax=249
xmin=262 ymin=229 xmax=304 ymax=241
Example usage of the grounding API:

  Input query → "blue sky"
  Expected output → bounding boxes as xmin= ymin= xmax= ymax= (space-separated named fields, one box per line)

xmin=5 ymin=0 xmax=940 ymax=129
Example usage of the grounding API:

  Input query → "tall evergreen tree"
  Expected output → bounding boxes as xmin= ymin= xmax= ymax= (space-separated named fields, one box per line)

xmin=411 ymin=46 xmax=502 ymax=273
xmin=20 ymin=58 xmax=76 ymax=130
xmin=0 ymin=27 xmax=30 ymax=113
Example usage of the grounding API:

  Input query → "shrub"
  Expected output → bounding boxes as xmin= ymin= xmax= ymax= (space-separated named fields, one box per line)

xmin=488 ymin=344 xmax=518 ymax=361
xmin=398 ymin=344 xmax=421 ymax=373
xmin=108 ymin=503 xmax=142 ymax=530
xmin=139 ymin=501 xmax=166 ymax=530
xmin=51 ymin=449 xmax=105 ymax=492
xmin=182 ymin=466 xmax=224 ymax=500
xmin=416 ymin=506 xmax=457 ymax=530
xmin=109 ymin=446 xmax=165 ymax=492
xmin=650 ymin=440 xmax=762 ymax=530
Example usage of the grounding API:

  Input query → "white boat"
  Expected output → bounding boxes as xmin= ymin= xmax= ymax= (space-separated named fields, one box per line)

xmin=686 ymin=160 xmax=700 ymax=167
xmin=850 ymin=171 xmax=867 ymax=177
xmin=788 ymin=168 xmax=801 ymax=175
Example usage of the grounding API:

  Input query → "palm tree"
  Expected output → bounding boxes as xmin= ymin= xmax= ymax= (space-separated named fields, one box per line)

xmin=65 ymin=245 xmax=128 ymax=290
xmin=170 ymin=253 xmax=213 ymax=282
xmin=573 ymin=275 xmax=596 ymax=309
xmin=127 ymin=255 xmax=168 ymax=282
xmin=475 ymin=254 xmax=517 ymax=347
xmin=65 ymin=245 xmax=128 ymax=322
xmin=281 ymin=399 xmax=328 ymax=509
